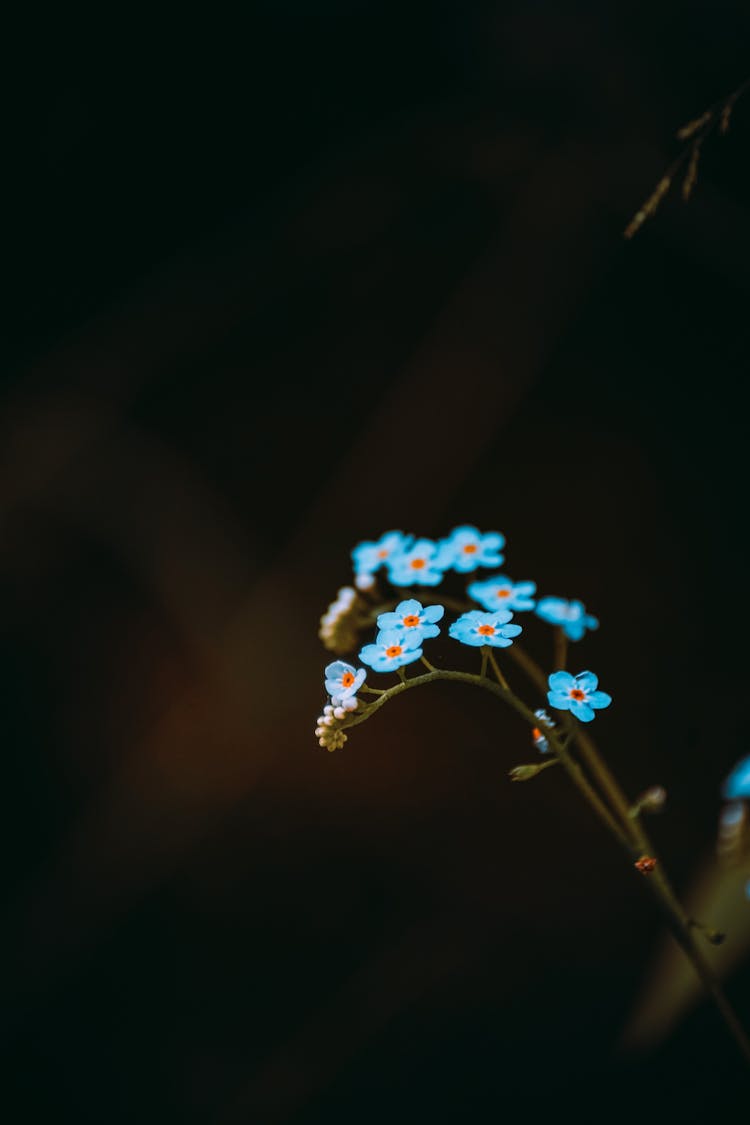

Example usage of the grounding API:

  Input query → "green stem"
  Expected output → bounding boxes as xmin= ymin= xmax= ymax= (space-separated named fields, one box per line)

xmin=553 ymin=627 xmax=568 ymax=672
xmin=487 ymin=648 xmax=510 ymax=690
xmin=345 ymin=669 xmax=631 ymax=850
xmin=503 ymin=643 xmax=750 ymax=1065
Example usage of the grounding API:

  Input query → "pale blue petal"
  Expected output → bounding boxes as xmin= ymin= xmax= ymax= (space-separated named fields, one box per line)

xmin=424 ymin=604 xmax=445 ymax=623
xmin=376 ymin=611 xmax=400 ymax=630
xmin=575 ymin=671 xmax=598 ymax=692
xmin=570 ymin=700 xmax=595 ymax=722
xmin=395 ymin=599 xmax=422 ymax=617
xmin=358 ymin=644 xmax=381 ymax=668
xmin=375 ymin=628 xmax=402 ymax=647
xmin=588 ymin=690 xmax=612 ymax=710
xmin=324 ymin=660 xmax=351 ymax=680
xmin=483 ymin=532 xmax=505 ymax=550
xmin=548 ymin=670 xmax=574 ymax=692
xmin=500 ymin=623 xmax=523 ymax=638
xmin=548 ymin=691 xmax=571 ymax=710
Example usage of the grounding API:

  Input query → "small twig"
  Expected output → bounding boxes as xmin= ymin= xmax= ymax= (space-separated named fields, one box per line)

xmin=624 ymin=76 xmax=750 ymax=239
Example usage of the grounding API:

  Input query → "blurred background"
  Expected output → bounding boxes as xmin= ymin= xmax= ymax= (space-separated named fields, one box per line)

xmin=2 ymin=3 xmax=750 ymax=1121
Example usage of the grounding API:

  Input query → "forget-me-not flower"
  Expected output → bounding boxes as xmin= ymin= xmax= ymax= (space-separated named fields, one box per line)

xmin=532 ymin=708 xmax=555 ymax=753
xmin=449 ymin=609 xmax=522 ymax=648
xmin=535 ymin=596 xmax=599 ymax=641
xmin=386 ymin=538 xmax=446 ymax=587
xmin=359 ymin=629 xmax=424 ymax=672
xmin=436 ymin=524 xmax=505 ymax=573
xmin=376 ymin=598 xmax=444 ymax=639
xmin=324 ymin=660 xmax=367 ymax=700
xmin=468 ymin=575 xmax=536 ymax=612
xmin=351 ymin=530 xmax=413 ymax=580
xmin=547 ymin=670 xmax=611 ymax=722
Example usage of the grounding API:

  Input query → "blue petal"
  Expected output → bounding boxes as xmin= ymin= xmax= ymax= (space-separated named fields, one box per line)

xmin=588 ymin=690 xmax=612 ymax=710
xmin=563 ymin=621 xmax=587 ymax=641
xmin=420 ymin=623 xmax=441 ymax=639
xmin=547 ymin=691 xmax=571 ymax=710
xmin=575 ymin=671 xmax=598 ymax=692
xmin=548 ymin=671 xmax=574 ymax=692
xmin=570 ymin=700 xmax=595 ymax=722
xmin=395 ymin=599 xmax=422 ymax=617
xmin=399 ymin=647 xmax=423 ymax=666
xmin=358 ymin=644 xmax=381 ymax=668
xmin=375 ymin=628 xmax=402 ymax=647
xmin=461 ymin=634 xmax=487 ymax=647
xmin=500 ymin=623 xmax=523 ymax=637
xmin=376 ymin=611 xmax=400 ymax=630
xmin=723 ymin=756 xmax=750 ymax=800
xmin=325 ymin=660 xmax=351 ymax=680
xmin=423 ymin=604 xmax=445 ymax=623
xmin=488 ymin=635 xmax=512 ymax=647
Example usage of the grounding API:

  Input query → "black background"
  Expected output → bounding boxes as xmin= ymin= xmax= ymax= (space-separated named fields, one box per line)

xmin=2 ymin=4 xmax=750 ymax=1122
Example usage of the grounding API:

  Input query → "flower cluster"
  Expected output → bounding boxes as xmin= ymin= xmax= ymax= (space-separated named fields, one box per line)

xmin=315 ymin=524 xmax=611 ymax=751
xmin=351 ymin=525 xmax=506 ymax=590
xmin=318 ymin=586 xmax=364 ymax=654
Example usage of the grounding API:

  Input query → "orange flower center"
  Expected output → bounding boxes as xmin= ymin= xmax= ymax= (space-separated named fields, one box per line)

xmin=496 ymin=588 xmax=510 ymax=597
xmin=570 ymin=688 xmax=585 ymax=701
xmin=402 ymin=615 xmax=420 ymax=627
xmin=385 ymin=645 xmax=403 ymax=658
xmin=462 ymin=543 xmax=477 ymax=554
xmin=477 ymin=624 xmax=495 ymax=636
xmin=410 ymin=558 xmax=426 ymax=569
xmin=377 ymin=548 xmax=388 ymax=558
xmin=341 ymin=671 xmax=355 ymax=688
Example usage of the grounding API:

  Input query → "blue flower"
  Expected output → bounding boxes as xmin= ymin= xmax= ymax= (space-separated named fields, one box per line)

xmin=324 ymin=660 xmax=367 ymax=700
xmin=532 ymin=708 xmax=555 ymax=753
xmin=351 ymin=530 xmax=413 ymax=580
xmin=467 ymin=575 xmax=536 ymax=612
xmin=386 ymin=538 xmax=446 ymax=587
xmin=547 ymin=670 xmax=612 ymax=723
xmin=722 ymin=755 xmax=750 ymax=801
xmin=535 ymin=596 xmax=599 ymax=641
xmin=448 ymin=609 xmax=522 ymax=648
xmin=436 ymin=524 xmax=505 ymax=573
xmin=359 ymin=628 xmax=424 ymax=672
xmin=376 ymin=598 xmax=444 ymax=640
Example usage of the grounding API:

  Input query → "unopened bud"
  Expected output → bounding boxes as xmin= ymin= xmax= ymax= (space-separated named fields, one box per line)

xmin=634 ymin=855 xmax=657 ymax=875
xmin=509 ymin=763 xmax=543 ymax=782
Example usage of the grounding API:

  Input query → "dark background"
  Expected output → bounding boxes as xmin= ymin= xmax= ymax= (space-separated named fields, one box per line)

xmin=2 ymin=3 xmax=750 ymax=1122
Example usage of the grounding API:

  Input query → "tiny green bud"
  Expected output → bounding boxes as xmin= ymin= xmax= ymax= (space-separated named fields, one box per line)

xmin=509 ymin=763 xmax=543 ymax=782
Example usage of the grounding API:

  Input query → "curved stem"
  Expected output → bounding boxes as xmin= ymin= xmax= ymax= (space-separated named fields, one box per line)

xmin=553 ymin=627 xmax=568 ymax=672
xmin=344 ymin=668 xmax=632 ymax=850
xmin=502 ymin=643 xmax=750 ymax=1064
xmin=487 ymin=649 xmax=510 ymax=690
